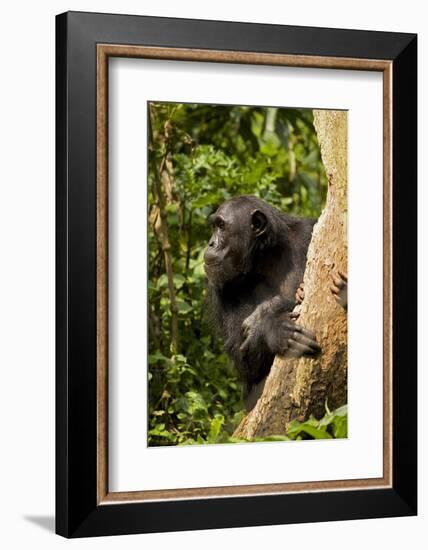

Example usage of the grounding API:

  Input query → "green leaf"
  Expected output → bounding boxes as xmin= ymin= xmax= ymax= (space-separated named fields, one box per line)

xmin=156 ymin=273 xmax=169 ymax=289
xmin=148 ymin=352 xmax=171 ymax=365
xmin=332 ymin=415 xmax=348 ymax=438
xmin=176 ymin=300 xmax=192 ymax=314
xmin=192 ymin=195 xmax=217 ymax=209
xmin=207 ymin=414 xmax=225 ymax=443
xmin=287 ymin=405 xmax=348 ymax=440
xmin=173 ymin=274 xmax=186 ymax=288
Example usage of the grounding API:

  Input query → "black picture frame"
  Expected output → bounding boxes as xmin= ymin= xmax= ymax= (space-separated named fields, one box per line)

xmin=56 ymin=11 xmax=417 ymax=538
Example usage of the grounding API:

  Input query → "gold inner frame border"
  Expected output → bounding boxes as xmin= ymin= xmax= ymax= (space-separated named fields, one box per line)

xmin=96 ymin=44 xmax=393 ymax=504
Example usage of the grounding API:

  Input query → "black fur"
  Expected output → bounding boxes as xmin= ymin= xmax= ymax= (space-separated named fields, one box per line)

xmin=204 ymin=195 xmax=319 ymax=410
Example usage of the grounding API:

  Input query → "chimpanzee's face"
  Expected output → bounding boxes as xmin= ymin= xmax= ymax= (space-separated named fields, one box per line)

xmin=203 ymin=198 xmax=267 ymax=287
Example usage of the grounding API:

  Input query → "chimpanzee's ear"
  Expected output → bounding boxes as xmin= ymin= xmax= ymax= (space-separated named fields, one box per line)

xmin=251 ymin=209 xmax=268 ymax=236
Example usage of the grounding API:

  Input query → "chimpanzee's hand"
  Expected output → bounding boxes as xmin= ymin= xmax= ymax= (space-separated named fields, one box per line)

xmin=295 ymin=282 xmax=305 ymax=305
xmin=266 ymin=313 xmax=321 ymax=358
xmin=240 ymin=310 xmax=320 ymax=359
xmin=330 ymin=270 xmax=348 ymax=310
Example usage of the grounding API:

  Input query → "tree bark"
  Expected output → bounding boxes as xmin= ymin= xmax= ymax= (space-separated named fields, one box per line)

xmin=234 ymin=110 xmax=348 ymax=438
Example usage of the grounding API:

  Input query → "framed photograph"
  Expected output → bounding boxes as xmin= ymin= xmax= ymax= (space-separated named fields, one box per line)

xmin=56 ymin=11 xmax=417 ymax=538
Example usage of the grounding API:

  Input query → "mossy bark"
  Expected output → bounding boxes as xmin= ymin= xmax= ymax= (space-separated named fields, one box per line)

xmin=234 ymin=110 xmax=348 ymax=438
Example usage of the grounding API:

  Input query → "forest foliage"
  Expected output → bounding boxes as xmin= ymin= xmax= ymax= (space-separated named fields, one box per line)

xmin=148 ymin=102 xmax=334 ymax=446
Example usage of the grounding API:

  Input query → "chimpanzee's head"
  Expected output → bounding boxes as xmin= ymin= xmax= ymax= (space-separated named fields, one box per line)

xmin=203 ymin=195 xmax=272 ymax=288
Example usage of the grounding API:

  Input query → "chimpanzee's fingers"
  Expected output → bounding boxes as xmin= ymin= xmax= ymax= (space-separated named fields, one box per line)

xmin=290 ymin=331 xmax=321 ymax=353
xmin=330 ymin=283 xmax=340 ymax=295
xmin=291 ymin=331 xmax=319 ymax=348
xmin=281 ymin=320 xmax=299 ymax=334
xmin=331 ymin=274 xmax=344 ymax=288
xmin=338 ymin=270 xmax=348 ymax=282
xmin=295 ymin=284 xmax=305 ymax=304
xmin=239 ymin=337 xmax=250 ymax=354
xmin=296 ymin=325 xmax=318 ymax=341
xmin=287 ymin=339 xmax=318 ymax=357
xmin=289 ymin=310 xmax=300 ymax=320
xmin=241 ymin=321 xmax=251 ymax=338
xmin=286 ymin=341 xmax=309 ymax=357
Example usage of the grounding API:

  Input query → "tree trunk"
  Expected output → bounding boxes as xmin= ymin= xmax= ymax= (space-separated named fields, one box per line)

xmin=234 ymin=110 xmax=348 ymax=438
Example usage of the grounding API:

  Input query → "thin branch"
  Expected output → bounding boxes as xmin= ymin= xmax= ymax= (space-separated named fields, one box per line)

xmin=148 ymin=105 xmax=180 ymax=353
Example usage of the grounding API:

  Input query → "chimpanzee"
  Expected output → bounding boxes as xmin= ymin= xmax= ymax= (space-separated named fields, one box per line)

xmin=204 ymin=195 xmax=325 ymax=410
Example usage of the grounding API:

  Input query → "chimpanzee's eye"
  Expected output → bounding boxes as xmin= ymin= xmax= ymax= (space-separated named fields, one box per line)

xmin=216 ymin=219 xmax=225 ymax=230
